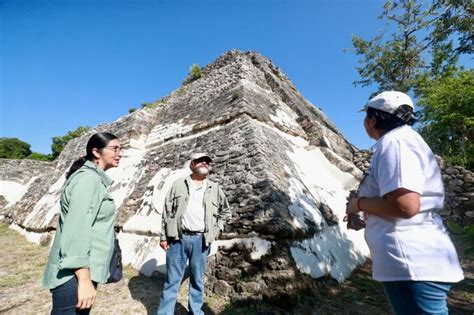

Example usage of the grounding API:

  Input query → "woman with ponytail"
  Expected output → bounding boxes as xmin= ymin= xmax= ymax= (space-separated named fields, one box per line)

xmin=43 ymin=132 xmax=122 ymax=314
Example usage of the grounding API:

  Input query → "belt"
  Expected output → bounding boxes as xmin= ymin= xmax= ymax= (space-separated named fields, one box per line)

xmin=182 ymin=230 xmax=204 ymax=235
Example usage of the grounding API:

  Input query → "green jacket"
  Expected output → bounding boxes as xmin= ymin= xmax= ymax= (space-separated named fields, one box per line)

xmin=42 ymin=160 xmax=116 ymax=289
xmin=161 ymin=176 xmax=231 ymax=246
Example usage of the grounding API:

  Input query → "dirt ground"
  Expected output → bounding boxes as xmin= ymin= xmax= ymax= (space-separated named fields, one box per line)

xmin=0 ymin=223 xmax=472 ymax=314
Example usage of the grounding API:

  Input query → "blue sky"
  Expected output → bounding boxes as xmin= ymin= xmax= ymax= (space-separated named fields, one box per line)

xmin=0 ymin=0 xmax=427 ymax=154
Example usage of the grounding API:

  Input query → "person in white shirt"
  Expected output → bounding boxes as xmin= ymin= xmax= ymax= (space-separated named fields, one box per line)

xmin=346 ymin=91 xmax=464 ymax=315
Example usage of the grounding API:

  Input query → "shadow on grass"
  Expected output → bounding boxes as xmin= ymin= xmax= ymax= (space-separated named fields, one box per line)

xmin=128 ymin=271 xmax=189 ymax=315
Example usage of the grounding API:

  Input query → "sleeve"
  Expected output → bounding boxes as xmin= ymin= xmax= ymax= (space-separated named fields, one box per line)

xmin=376 ymin=139 xmax=425 ymax=197
xmin=216 ymin=186 xmax=231 ymax=231
xmin=160 ymin=183 xmax=175 ymax=241
xmin=58 ymin=173 xmax=102 ymax=270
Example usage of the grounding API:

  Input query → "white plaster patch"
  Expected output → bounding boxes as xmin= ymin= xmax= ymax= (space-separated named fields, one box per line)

xmin=274 ymin=128 xmax=370 ymax=282
xmin=10 ymin=222 xmax=45 ymax=244
xmin=286 ymin=175 xmax=324 ymax=229
xmin=290 ymin=226 xmax=368 ymax=282
xmin=270 ymin=108 xmax=300 ymax=130
xmin=0 ymin=178 xmax=36 ymax=207
xmin=129 ymin=134 xmax=147 ymax=149
xmin=23 ymin=175 xmax=66 ymax=228
xmin=107 ymin=146 xmax=147 ymax=209
xmin=239 ymin=79 xmax=275 ymax=97
xmin=146 ymin=120 xmax=194 ymax=149
xmin=122 ymin=163 xmax=191 ymax=235
xmin=210 ymin=236 xmax=273 ymax=260
xmin=117 ymin=231 xmax=167 ymax=275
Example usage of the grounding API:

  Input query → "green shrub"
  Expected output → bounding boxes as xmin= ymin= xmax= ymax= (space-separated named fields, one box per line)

xmin=446 ymin=220 xmax=474 ymax=256
xmin=182 ymin=64 xmax=202 ymax=85
xmin=128 ymin=108 xmax=136 ymax=113
xmin=27 ymin=152 xmax=53 ymax=161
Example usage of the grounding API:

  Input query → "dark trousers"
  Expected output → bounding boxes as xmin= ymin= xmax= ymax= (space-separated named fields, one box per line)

xmin=50 ymin=276 xmax=97 ymax=315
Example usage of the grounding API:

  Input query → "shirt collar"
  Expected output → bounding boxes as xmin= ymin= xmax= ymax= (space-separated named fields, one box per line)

xmin=83 ymin=160 xmax=114 ymax=187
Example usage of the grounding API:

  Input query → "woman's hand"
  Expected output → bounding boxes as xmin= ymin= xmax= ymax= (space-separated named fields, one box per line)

xmin=75 ymin=268 xmax=96 ymax=310
xmin=345 ymin=197 xmax=360 ymax=214
xmin=345 ymin=197 xmax=366 ymax=230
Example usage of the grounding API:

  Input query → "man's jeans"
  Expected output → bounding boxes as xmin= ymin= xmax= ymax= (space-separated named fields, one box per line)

xmin=157 ymin=234 xmax=209 ymax=315
xmin=382 ymin=281 xmax=452 ymax=315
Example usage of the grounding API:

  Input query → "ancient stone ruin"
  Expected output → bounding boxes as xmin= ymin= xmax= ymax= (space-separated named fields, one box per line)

xmin=2 ymin=50 xmax=471 ymax=306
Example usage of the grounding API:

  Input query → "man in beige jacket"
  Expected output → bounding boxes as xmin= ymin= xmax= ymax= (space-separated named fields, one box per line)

xmin=157 ymin=153 xmax=231 ymax=315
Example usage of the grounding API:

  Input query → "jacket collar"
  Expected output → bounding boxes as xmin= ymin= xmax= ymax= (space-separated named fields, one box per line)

xmin=184 ymin=175 xmax=214 ymax=190
xmin=83 ymin=160 xmax=114 ymax=187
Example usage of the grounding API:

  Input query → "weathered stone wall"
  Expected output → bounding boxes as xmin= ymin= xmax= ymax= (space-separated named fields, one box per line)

xmin=0 ymin=159 xmax=56 ymax=226
xmin=353 ymin=150 xmax=474 ymax=225
xmin=1 ymin=50 xmax=371 ymax=306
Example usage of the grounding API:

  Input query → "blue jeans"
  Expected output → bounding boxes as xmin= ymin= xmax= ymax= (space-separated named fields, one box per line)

xmin=157 ymin=234 xmax=210 ymax=315
xmin=50 ymin=277 xmax=97 ymax=315
xmin=382 ymin=281 xmax=452 ymax=315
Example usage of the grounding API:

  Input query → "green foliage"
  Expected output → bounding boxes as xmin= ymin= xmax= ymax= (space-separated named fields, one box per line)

xmin=51 ymin=126 xmax=90 ymax=160
xmin=415 ymin=69 xmax=474 ymax=169
xmin=431 ymin=0 xmax=473 ymax=55
xmin=128 ymin=107 xmax=136 ymax=113
xmin=182 ymin=64 xmax=202 ymax=85
xmin=446 ymin=220 xmax=474 ymax=256
xmin=27 ymin=152 xmax=53 ymax=161
xmin=141 ymin=99 xmax=167 ymax=109
xmin=350 ymin=0 xmax=470 ymax=93
xmin=351 ymin=0 xmax=434 ymax=92
xmin=350 ymin=0 xmax=473 ymax=168
xmin=0 ymin=137 xmax=32 ymax=159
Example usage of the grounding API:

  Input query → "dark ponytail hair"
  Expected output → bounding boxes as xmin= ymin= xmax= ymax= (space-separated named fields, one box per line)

xmin=66 ymin=132 xmax=118 ymax=179
xmin=367 ymin=105 xmax=417 ymax=131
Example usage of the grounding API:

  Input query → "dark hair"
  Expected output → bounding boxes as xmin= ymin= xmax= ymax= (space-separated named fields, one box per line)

xmin=66 ymin=132 xmax=118 ymax=179
xmin=366 ymin=105 xmax=416 ymax=131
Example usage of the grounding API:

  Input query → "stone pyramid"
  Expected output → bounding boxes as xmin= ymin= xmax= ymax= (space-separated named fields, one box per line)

xmin=0 ymin=50 xmax=369 ymax=304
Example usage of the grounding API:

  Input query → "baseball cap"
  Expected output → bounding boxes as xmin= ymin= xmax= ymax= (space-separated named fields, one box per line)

xmin=190 ymin=153 xmax=212 ymax=163
xmin=359 ymin=91 xmax=414 ymax=114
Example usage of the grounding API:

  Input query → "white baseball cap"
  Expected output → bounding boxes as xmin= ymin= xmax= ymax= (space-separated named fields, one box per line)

xmin=359 ymin=91 xmax=414 ymax=114
xmin=190 ymin=153 xmax=212 ymax=163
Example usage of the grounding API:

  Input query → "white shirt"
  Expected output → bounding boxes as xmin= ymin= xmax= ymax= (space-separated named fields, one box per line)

xmin=181 ymin=179 xmax=207 ymax=232
xmin=359 ymin=125 xmax=464 ymax=282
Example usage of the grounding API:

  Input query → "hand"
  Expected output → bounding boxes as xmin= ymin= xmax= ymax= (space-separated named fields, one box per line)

xmin=76 ymin=278 xmax=96 ymax=310
xmin=160 ymin=240 xmax=169 ymax=251
xmin=345 ymin=197 xmax=360 ymax=214
xmin=345 ymin=197 xmax=366 ymax=230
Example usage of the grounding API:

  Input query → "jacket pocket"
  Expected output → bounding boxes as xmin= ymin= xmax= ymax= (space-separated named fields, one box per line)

xmin=165 ymin=217 xmax=179 ymax=238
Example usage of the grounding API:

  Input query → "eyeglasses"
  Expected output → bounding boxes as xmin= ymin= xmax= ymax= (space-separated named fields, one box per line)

xmin=104 ymin=146 xmax=123 ymax=154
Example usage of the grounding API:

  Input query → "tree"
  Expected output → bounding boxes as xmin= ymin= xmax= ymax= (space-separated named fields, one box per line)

xmin=415 ymin=69 xmax=473 ymax=169
xmin=352 ymin=1 xmax=437 ymax=92
xmin=0 ymin=138 xmax=32 ymax=159
xmin=350 ymin=0 xmax=473 ymax=169
xmin=431 ymin=0 xmax=473 ymax=55
xmin=51 ymin=126 xmax=90 ymax=159
xmin=351 ymin=0 xmax=471 ymax=93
